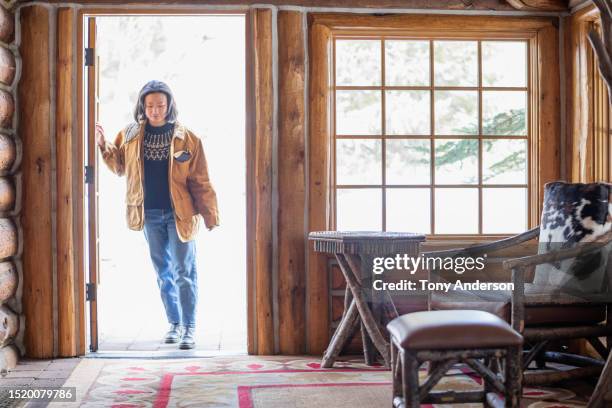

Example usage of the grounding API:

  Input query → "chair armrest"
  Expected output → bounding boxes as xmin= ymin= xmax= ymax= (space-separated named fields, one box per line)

xmin=422 ymin=227 xmax=540 ymax=259
xmin=503 ymin=232 xmax=612 ymax=270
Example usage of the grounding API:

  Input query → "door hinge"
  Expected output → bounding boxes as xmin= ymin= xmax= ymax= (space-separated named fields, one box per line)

xmin=85 ymin=165 xmax=94 ymax=184
xmin=85 ymin=48 xmax=94 ymax=66
xmin=86 ymin=283 xmax=96 ymax=301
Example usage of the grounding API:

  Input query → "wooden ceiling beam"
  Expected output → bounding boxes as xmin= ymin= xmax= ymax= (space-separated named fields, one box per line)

xmin=18 ymin=0 xmax=518 ymax=11
xmin=505 ymin=0 xmax=569 ymax=11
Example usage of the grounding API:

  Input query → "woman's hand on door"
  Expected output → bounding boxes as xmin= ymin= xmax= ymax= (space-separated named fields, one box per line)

xmin=95 ymin=123 xmax=106 ymax=148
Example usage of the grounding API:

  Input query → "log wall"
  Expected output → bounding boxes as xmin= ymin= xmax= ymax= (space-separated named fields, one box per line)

xmin=0 ymin=1 xmax=19 ymax=371
xmin=15 ymin=2 xmax=568 ymax=359
xmin=15 ymin=4 xmax=80 ymax=359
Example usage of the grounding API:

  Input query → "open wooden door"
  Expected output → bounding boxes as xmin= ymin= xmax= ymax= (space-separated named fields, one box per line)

xmin=85 ymin=16 xmax=100 ymax=352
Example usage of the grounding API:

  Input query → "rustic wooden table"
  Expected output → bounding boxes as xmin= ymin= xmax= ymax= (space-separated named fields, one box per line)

xmin=309 ymin=231 xmax=425 ymax=368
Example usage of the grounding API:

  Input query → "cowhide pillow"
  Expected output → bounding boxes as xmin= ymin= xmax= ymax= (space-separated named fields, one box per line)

xmin=534 ymin=181 xmax=612 ymax=294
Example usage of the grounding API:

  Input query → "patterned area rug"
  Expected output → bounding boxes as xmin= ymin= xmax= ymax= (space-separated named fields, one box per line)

xmin=48 ymin=356 xmax=592 ymax=407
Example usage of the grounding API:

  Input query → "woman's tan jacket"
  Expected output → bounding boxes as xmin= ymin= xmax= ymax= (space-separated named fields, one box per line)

xmin=99 ymin=120 xmax=219 ymax=242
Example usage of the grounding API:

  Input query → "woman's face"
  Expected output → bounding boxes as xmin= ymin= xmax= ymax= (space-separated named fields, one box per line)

xmin=144 ymin=92 xmax=168 ymax=126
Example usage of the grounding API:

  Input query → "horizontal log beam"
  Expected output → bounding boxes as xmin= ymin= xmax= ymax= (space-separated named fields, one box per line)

xmin=0 ymin=304 xmax=18 ymax=346
xmin=0 ymin=344 xmax=18 ymax=371
xmin=27 ymin=0 xmax=517 ymax=10
xmin=0 ymin=218 xmax=16 ymax=259
xmin=0 ymin=261 xmax=17 ymax=303
xmin=0 ymin=177 xmax=15 ymax=211
xmin=0 ymin=7 xmax=13 ymax=44
xmin=0 ymin=90 xmax=14 ymax=129
xmin=0 ymin=134 xmax=15 ymax=172
xmin=0 ymin=47 xmax=15 ymax=86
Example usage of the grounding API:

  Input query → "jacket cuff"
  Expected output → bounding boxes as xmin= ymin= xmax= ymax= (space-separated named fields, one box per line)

xmin=100 ymin=142 xmax=111 ymax=158
xmin=202 ymin=213 xmax=220 ymax=229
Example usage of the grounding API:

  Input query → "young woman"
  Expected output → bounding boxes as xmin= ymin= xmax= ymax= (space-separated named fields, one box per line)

xmin=95 ymin=80 xmax=219 ymax=349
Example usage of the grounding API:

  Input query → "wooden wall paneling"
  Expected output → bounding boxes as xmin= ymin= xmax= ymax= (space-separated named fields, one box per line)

xmin=277 ymin=10 xmax=306 ymax=355
xmin=253 ymin=8 xmax=274 ymax=355
xmin=56 ymin=7 xmax=76 ymax=357
xmin=18 ymin=5 xmax=54 ymax=358
xmin=564 ymin=13 xmax=579 ymax=181
xmin=307 ymin=19 xmax=332 ymax=355
xmin=535 ymin=24 xmax=561 ymax=208
xmin=591 ymin=20 xmax=610 ymax=182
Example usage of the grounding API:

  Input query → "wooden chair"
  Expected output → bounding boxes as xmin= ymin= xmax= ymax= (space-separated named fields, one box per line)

xmin=422 ymin=181 xmax=612 ymax=386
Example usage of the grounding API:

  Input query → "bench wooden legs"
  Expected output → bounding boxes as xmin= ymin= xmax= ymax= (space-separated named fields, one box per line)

xmin=390 ymin=340 xmax=521 ymax=408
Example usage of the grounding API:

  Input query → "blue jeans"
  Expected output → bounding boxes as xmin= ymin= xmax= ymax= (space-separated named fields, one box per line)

xmin=143 ymin=209 xmax=197 ymax=328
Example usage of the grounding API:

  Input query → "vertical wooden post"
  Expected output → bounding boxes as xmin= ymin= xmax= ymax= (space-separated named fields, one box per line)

xmin=18 ymin=5 xmax=54 ymax=358
xmin=277 ymin=10 xmax=306 ymax=355
xmin=307 ymin=20 xmax=332 ymax=355
xmin=253 ymin=8 xmax=274 ymax=355
xmin=56 ymin=7 xmax=76 ymax=357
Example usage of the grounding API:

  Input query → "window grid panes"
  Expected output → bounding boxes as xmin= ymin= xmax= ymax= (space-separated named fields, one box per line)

xmin=333 ymin=37 xmax=529 ymax=235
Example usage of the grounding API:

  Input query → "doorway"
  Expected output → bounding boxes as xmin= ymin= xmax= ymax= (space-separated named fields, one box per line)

xmin=84 ymin=14 xmax=247 ymax=355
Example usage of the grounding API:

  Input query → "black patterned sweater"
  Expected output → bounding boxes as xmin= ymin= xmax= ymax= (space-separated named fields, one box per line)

xmin=143 ymin=122 xmax=174 ymax=210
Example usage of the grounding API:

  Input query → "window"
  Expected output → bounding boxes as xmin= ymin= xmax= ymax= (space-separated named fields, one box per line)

xmin=333 ymin=36 xmax=529 ymax=235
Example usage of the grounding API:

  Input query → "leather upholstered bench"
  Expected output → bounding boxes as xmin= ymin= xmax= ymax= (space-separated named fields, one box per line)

xmin=387 ymin=310 xmax=523 ymax=408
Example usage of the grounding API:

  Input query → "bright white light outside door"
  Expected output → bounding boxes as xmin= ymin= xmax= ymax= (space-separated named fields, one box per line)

xmin=95 ymin=15 xmax=246 ymax=352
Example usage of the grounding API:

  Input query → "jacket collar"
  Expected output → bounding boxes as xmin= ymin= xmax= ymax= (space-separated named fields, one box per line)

xmin=172 ymin=121 xmax=186 ymax=140
xmin=125 ymin=120 xmax=185 ymax=143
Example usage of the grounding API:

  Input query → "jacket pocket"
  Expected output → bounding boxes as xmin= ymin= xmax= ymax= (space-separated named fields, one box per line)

xmin=173 ymin=194 xmax=197 ymax=221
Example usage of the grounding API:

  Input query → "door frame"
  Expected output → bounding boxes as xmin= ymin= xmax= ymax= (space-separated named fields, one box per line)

xmin=75 ymin=8 xmax=254 ymax=355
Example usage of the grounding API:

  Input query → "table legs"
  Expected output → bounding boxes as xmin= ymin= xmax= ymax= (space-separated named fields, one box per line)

xmin=321 ymin=297 xmax=360 ymax=368
xmin=320 ymin=252 xmax=392 ymax=368
xmin=339 ymin=253 xmax=390 ymax=367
